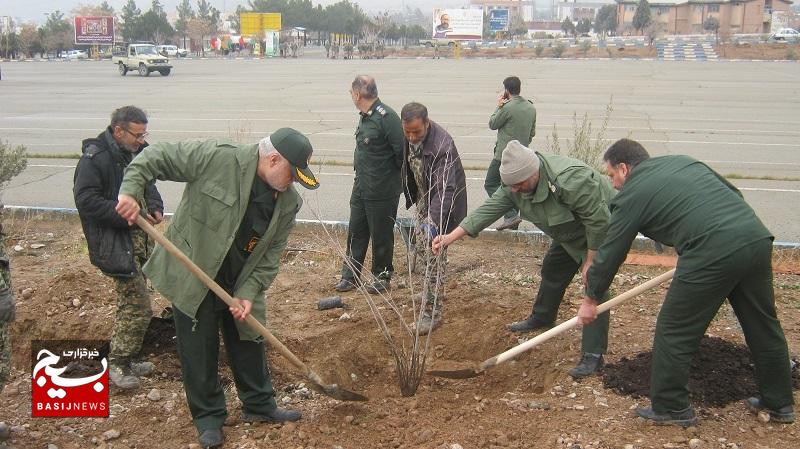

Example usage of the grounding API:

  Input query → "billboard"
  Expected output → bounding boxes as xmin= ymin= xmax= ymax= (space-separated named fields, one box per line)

xmin=74 ymin=16 xmax=114 ymax=45
xmin=432 ymin=8 xmax=483 ymax=40
xmin=489 ymin=9 xmax=509 ymax=32
xmin=240 ymin=12 xmax=282 ymax=35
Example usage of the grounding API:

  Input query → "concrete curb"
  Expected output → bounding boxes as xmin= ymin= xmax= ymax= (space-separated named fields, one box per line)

xmin=5 ymin=205 xmax=799 ymax=250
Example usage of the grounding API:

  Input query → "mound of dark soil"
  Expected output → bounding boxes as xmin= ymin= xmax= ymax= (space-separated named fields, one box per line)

xmin=602 ymin=336 xmax=799 ymax=406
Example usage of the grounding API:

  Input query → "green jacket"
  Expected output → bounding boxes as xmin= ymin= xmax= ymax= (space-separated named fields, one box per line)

xmin=489 ymin=95 xmax=537 ymax=161
xmin=586 ymin=155 xmax=772 ymax=302
xmin=354 ymin=98 xmax=404 ymax=200
xmin=119 ymin=139 xmax=301 ymax=341
xmin=460 ymin=152 xmax=616 ymax=263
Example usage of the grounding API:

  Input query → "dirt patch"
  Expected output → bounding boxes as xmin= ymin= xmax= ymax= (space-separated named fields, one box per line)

xmin=2 ymin=216 xmax=800 ymax=449
xmin=603 ymin=336 xmax=800 ymax=407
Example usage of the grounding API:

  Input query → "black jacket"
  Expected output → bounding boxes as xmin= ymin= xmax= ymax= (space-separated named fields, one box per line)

xmin=73 ymin=128 xmax=163 ymax=277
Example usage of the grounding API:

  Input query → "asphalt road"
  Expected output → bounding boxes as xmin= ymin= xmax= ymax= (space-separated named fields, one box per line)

xmin=1 ymin=57 xmax=798 ymax=242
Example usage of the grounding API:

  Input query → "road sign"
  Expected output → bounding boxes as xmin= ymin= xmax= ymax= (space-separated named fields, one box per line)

xmin=489 ymin=9 xmax=509 ymax=32
xmin=74 ymin=16 xmax=114 ymax=45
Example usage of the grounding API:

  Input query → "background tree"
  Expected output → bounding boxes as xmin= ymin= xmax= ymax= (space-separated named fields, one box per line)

xmin=594 ymin=5 xmax=617 ymax=37
xmin=703 ymin=16 xmax=720 ymax=45
xmin=140 ymin=0 xmax=174 ymax=43
xmin=120 ymin=0 xmax=142 ymax=42
xmin=41 ymin=11 xmax=73 ymax=57
xmin=632 ymin=0 xmax=652 ymax=35
xmin=72 ymin=2 xmax=116 ymax=17
xmin=509 ymin=14 xmax=528 ymax=39
xmin=18 ymin=23 xmax=43 ymax=58
xmin=561 ymin=17 xmax=576 ymax=37
xmin=576 ymin=18 xmax=592 ymax=35
xmin=175 ymin=0 xmax=195 ymax=49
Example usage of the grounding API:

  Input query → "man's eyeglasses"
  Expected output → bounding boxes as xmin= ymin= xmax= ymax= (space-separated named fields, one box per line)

xmin=120 ymin=127 xmax=149 ymax=140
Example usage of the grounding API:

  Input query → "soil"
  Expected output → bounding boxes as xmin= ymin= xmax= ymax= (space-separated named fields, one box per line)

xmin=2 ymin=216 xmax=799 ymax=449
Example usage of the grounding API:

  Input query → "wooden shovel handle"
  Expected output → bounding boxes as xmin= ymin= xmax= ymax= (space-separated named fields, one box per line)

xmin=485 ymin=268 xmax=676 ymax=369
xmin=135 ymin=216 xmax=311 ymax=375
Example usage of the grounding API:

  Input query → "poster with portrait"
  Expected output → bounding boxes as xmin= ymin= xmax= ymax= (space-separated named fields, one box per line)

xmin=432 ymin=8 xmax=483 ymax=40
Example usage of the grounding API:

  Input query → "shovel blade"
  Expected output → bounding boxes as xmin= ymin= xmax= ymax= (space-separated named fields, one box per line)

xmin=308 ymin=381 xmax=368 ymax=402
xmin=427 ymin=368 xmax=483 ymax=379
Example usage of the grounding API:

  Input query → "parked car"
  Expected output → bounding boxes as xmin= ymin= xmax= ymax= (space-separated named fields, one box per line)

xmin=63 ymin=49 xmax=88 ymax=60
xmin=769 ymin=28 xmax=800 ymax=41
xmin=113 ymin=43 xmax=172 ymax=77
xmin=177 ymin=47 xmax=189 ymax=57
xmin=157 ymin=45 xmax=179 ymax=57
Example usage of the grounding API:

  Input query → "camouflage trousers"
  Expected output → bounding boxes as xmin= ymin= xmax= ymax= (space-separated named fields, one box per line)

xmin=110 ymin=229 xmax=153 ymax=362
xmin=413 ymin=218 xmax=448 ymax=310
xmin=0 ymin=226 xmax=11 ymax=391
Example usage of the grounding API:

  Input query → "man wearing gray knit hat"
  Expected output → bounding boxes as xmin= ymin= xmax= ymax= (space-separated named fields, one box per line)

xmin=433 ymin=140 xmax=617 ymax=379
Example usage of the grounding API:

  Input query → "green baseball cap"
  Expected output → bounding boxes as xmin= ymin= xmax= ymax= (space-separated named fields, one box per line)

xmin=269 ymin=128 xmax=319 ymax=190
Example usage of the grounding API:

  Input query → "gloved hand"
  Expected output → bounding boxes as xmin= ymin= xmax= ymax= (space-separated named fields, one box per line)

xmin=0 ymin=287 xmax=15 ymax=323
xmin=419 ymin=223 xmax=438 ymax=240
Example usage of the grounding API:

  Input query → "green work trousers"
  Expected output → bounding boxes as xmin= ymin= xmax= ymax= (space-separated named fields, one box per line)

xmin=532 ymin=242 xmax=610 ymax=355
xmin=650 ymin=238 xmax=793 ymax=413
xmin=483 ymin=158 xmax=518 ymax=221
xmin=173 ymin=291 xmax=277 ymax=432
xmin=341 ymin=188 xmax=399 ymax=281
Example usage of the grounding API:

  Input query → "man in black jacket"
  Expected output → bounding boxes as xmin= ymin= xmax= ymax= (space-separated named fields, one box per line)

xmin=73 ymin=106 xmax=164 ymax=390
xmin=400 ymin=102 xmax=467 ymax=334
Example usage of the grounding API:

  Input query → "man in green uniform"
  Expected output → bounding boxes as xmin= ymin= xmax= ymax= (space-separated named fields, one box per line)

xmin=335 ymin=75 xmax=404 ymax=294
xmin=485 ymin=76 xmax=537 ymax=231
xmin=579 ymin=138 xmax=794 ymax=426
xmin=433 ymin=140 xmax=615 ymax=378
xmin=116 ymin=128 xmax=320 ymax=449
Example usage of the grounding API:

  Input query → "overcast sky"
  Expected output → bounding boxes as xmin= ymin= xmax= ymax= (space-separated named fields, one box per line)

xmin=3 ymin=0 xmax=467 ymax=23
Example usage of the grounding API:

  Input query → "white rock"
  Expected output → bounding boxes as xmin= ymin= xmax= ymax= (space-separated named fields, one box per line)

xmin=757 ymin=410 xmax=770 ymax=423
xmin=623 ymin=445 xmax=635 ymax=449
xmin=689 ymin=438 xmax=703 ymax=449
xmin=30 ymin=243 xmax=46 ymax=249
xmin=339 ymin=312 xmax=351 ymax=321
xmin=21 ymin=288 xmax=34 ymax=299
xmin=72 ymin=298 xmax=81 ymax=307
xmin=574 ymin=405 xmax=586 ymax=410
xmin=13 ymin=245 xmax=24 ymax=252
xmin=450 ymin=445 xmax=464 ymax=449
xmin=109 ymin=404 xmax=125 ymax=415
xmin=47 ymin=444 xmax=59 ymax=449
xmin=103 ymin=429 xmax=121 ymax=441
xmin=567 ymin=392 xmax=577 ymax=399
xmin=146 ymin=389 xmax=161 ymax=401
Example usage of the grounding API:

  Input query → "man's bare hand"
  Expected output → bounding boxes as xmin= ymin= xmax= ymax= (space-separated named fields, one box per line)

xmin=230 ymin=298 xmax=252 ymax=322
xmin=116 ymin=194 xmax=141 ymax=225
xmin=577 ymin=297 xmax=598 ymax=326
xmin=146 ymin=210 xmax=164 ymax=225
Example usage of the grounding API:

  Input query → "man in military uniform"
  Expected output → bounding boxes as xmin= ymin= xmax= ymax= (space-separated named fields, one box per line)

xmin=116 ymin=128 xmax=318 ymax=449
xmin=73 ymin=106 xmax=164 ymax=390
xmin=579 ymin=138 xmax=794 ymax=426
xmin=433 ymin=140 xmax=615 ymax=378
xmin=0 ymin=204 xmax=14 ymax=398
xmin=486 ymin=76 xmax=537 ymax=231
xmin=400 ymin=102 xmax=467 ymax=334
xmin=335 ymin=75 xmax=404 ymax=295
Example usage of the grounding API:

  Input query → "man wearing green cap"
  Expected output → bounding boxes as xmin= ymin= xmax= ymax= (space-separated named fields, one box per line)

xmin=116 ymin=128 xmax=319 ymax=449
xmin=433 ymin=140 xmax=615 ymax=379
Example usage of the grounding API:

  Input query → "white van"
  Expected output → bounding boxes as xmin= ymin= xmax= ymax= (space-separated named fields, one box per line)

xmin=157 ymin=45 xmax=179 ymax=57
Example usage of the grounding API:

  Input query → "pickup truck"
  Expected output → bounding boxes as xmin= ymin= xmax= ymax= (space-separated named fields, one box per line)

xmin=112 ymin=43 xmax=172 ymax=77
xmin=419 ymin=38 xmax=459 ymax=48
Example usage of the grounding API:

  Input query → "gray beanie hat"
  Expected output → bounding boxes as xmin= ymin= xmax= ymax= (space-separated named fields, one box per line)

xmin=500 ymin=140 xmax=540 ymax=185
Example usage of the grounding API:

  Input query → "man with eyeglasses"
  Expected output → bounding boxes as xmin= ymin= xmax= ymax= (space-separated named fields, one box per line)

xmin=73 ymin=105 xmax=164 ymax=390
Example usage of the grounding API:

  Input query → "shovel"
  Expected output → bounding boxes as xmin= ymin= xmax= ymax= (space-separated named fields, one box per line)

xmin=135 ymin=216 xmax=367 ymax=402
xmin=429 ymin=268 xmax=676 ymax=379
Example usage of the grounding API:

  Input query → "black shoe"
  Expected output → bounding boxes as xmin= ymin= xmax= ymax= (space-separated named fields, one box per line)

xmin=198 ymin=428 xmax=224 ymax=448
xmin=507 ymin=315 xmax=552 ymax=333
xmin=496 ymin=216 xmax=522 ymax=231
xmin=745 ymin=397 xmax=795 ymax=423
xmin=634 ymin=406 xmax=698 ymax=427
xmin=366 ymin=279 xmax=390 ymax=295
xmin=334 ymin=278 xmax=358 ymax=292
xmin=568 ymin=353 xmax=604 ymax=379
xmin=243 ymin=407 xmax=302 ymax=423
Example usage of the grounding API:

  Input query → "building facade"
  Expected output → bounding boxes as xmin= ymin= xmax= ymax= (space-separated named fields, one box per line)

xmin=615 ymin=0 xmax=793 ymax=35
xmin=470 ymin=0 xmax=537 ymax=21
